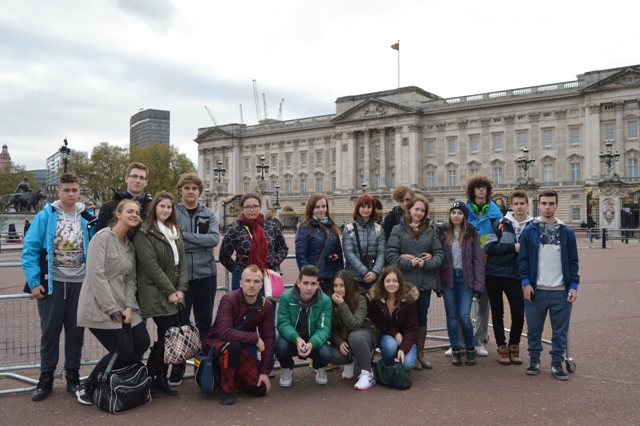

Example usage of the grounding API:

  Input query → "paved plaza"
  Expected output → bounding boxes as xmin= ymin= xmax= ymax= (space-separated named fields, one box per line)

xmin=1 ymin=233 xmax=639 ymax=425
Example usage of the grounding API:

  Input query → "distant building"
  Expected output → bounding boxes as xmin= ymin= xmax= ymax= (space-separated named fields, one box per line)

xmin=0 ymin=144 xmax=11 ymax=171
xmin=45 ymin=149 xmax=88 ymax=200
xmin=27 ymin=169 xmax=46 ymax=190
xmin=130 ymin=109 xmax=170 ymax=148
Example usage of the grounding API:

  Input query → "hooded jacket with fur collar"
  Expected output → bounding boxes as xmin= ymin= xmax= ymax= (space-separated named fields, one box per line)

xmin=367 ymin=283 xmax=419 ymax=354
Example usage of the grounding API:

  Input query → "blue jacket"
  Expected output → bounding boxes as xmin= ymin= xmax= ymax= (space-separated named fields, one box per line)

xmin=22 ymin=202 xmax=96 ymax=295
xmin=466 ymin=200 xmax=503 ymax=247
xmin=517 ymin=220 xmax=580 ymax=292
xmin=295 ymin=219 xmax=343 ymax=280
xmin=484 ymin=213 xmax=533 ymax=278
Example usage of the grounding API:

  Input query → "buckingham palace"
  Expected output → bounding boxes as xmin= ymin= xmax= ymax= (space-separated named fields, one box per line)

xmin=194 ymin=64 xmax=640 ymax=228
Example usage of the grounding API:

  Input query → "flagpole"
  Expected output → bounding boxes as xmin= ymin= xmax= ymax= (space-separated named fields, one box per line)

xmin=397 ymin=39 xmax=400 ymax=88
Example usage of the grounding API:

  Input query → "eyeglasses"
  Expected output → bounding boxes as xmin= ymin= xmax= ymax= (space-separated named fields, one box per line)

xmin=475 ymin=186 xmax=487 ymax=191
xmin=243 ymin=205 xmax=260 ymax=210
xmin=128 ymin=174 xmax=148 ymax=181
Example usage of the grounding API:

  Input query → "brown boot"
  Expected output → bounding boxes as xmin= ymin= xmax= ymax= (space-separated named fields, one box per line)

xmin=509 ymin=344 xmax=522 ymax=365
xmin=497 ymin=345 xmax=511 ymax=365
xmin=415 ymin=326 xmax=432 ymax=370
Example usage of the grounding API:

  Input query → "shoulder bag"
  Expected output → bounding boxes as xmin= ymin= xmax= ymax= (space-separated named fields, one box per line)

xmin=164 ymin=306 xmax=201 ymax=364
xmin=97 ymin=323 xmax=151 ymax=414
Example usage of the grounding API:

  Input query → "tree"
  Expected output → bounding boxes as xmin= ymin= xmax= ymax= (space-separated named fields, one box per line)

xmin=68 ymin=142 xmax=129 ymax=205
xmin=130 ymin=143 xmax=195 ymax=197
xmin=0 ymin=162 xmax=38 ymax=204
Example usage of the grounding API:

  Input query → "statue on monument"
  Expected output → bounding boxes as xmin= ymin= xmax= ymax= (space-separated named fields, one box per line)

xmin=14 ymin=175 xmax=32 ymax=194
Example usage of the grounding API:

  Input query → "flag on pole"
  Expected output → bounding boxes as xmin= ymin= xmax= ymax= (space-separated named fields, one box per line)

xmin=391 ymin=42 xmax=399 ymax=51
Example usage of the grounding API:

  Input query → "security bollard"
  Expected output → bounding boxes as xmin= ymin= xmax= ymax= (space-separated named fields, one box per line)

xmin=602 ymin=228 xmax=607 ymax=249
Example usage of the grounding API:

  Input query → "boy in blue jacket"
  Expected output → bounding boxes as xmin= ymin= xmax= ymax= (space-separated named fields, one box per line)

xmin=518 ymin=189 xmax=579 ymax=381
xmin=22 ymin=173 xmax=96 ymax=401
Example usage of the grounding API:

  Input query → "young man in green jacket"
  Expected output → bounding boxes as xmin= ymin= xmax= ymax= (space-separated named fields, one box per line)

xmin=275 ymin=265 xmax=332 ymax=387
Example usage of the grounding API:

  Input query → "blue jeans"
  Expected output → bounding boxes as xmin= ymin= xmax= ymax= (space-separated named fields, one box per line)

xmin=379 ymin=334 xmax=417 ymax=371
xmin=441 ymin=269 xmax=475 ymax=350
xmin=274 ymin=336 xmax=332 ymax=369
xmin=416 ymin=289 xmax=432 ymax=327
xmin=525 ymin=289 xmax=572 ymax=362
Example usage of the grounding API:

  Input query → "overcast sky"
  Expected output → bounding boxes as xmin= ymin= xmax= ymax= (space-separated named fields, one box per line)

xmin=1 ymin=0 xmax=639 ymax=170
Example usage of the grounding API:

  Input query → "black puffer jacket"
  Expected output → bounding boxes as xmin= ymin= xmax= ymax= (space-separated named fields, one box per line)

xmin=96 ymin=190 xmax=152 ymax=232
xmin=382 ymin=205 xmax=405 ymax=242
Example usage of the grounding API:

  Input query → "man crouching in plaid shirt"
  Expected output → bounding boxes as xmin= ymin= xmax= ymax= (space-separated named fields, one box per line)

xmin=202 ymin=264 xmax=274 ymax=405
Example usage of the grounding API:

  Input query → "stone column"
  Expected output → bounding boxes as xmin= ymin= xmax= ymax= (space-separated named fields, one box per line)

xmin=598 ymin=182 xmax=623 ymax=229
xmin=457 ymin=120 xmax=468 ymax=182
xmin=585 ymin=104 xmax=601 ymax=181
xmin=615 ymin=101 xmax=625 ymax=158
xmin=363 ymin=129 xmax=370 ymax=188
xmin=230 ymin=140 xmax=241 ymax=194
xmin=334 ymin=132 xmax=343 ymax=194
xmin=555 ymin=109 xmax=567 ymax=180
xmin=407 ymin=124 xmax=422 ymax=188
xmin=503 ymin=115 xmax=515 ymax=182
xmin=378 ymin=127 xmax=387 ymax=191
xmin=345 ymin=131 xmax=356 ymax=192
xmin=394 ymin=126 xmax=405 ymax=185
xmin=527 ymin=113 xmax=540 ymax=181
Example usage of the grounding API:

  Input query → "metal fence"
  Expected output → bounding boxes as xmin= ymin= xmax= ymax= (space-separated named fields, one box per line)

xmin=1 ymin=254 xmax=565 ymax=395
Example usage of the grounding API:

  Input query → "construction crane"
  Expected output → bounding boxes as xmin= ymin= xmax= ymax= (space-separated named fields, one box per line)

xmin=253 ymin=79 xmax=261 ymax=122
xmin=204 ymin=106 xmax=218 ymax=126
xmin=263 ymin=93 xmax=268 ymax=120
xmin=277 ymin=99 xmax=285 ymax=121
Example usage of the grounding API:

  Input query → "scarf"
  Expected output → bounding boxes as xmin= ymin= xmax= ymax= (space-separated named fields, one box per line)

xmin=313 ymin=215 xmax=331 ymax=226
xmin=157 ymin=221 xmax=180 ymax=266
xmin=240 ymin=213 xmax=268 ymax=269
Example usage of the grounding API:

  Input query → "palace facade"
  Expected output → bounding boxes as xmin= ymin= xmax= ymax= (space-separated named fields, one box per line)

xmin=194 ymin=64 xmax=640 ymax=227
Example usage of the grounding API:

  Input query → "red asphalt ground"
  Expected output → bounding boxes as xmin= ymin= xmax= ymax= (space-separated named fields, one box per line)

xmin=1 ymin=233 xmax=639 ymax=425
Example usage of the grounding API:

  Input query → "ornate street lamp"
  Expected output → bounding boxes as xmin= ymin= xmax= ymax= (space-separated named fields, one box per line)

xmin=213 ymin=160 xmax=226 ymax=183
xmin=59 ymin=138 xmax=71 ymax=173
xmin=599 ymin=141 xmax=620 ymax=180
xmin=361 ymin=182 xmax=368 ymax=193
xmin=274 ymin=184 xmax=280 ymax=209
xmin=515 ymin=147 xmax=536 ymax=186
xmin=256 ymin=156 xmax=269 ymax=181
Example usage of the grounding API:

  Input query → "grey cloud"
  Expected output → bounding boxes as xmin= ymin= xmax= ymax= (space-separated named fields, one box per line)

xmin=110 ymin=0 xmax=177 ymax=33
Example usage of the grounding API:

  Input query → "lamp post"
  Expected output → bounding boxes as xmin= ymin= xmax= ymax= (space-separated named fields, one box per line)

xmin=256 ymin=156 xmax=269 ymax=181
xmin=213 ymin=160 xmax=226 ymax=183
xmin=59 ymin=138 xmax=71 ymax=173
xmin=599 ymin=140 xmax=620 ymax=179
xmin=274 ymin=184 xmax=280 ymax=209
xmin=361 ymin=182 xmax=368 ymax=193
xmin=515 ymin=147 xmax=536 ymax=186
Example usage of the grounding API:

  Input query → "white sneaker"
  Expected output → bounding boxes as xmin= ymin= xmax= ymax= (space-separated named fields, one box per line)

xmin=279 ymin=368 xmax=293 ymax=387
xmin=354 ymin=369 xmax=375 ymax=391
xmin=315 ymin=367 xmax=328 ymax=385
xmin=475 ymin=345 xmax=489 ymax=357
xmin=342 ymin=363 xmax=355 ymax=380
xmin=445 ymin=348 xmax=453 ymax=357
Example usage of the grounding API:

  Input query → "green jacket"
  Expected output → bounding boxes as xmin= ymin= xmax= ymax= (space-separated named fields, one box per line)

xmin=277 ymin=286 xmax=332 ymax=350
xmin=133 ymin=222 xmax=188 ymax=318
xmin=329 ymin=294 xmax=380 ymax=349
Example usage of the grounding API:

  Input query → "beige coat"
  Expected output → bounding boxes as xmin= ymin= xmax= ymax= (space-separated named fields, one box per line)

xmin=77 ymin=227 xmax=143 ymax=329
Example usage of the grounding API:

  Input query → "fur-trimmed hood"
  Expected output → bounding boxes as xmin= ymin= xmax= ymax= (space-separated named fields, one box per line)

xmin=367 ymin=281 xmax=419 ymax=304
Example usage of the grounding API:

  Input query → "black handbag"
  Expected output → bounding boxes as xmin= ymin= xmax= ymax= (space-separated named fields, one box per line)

xmin=373 ymin=358 xmax=412 ymax=390
xmin=97 ymin=323 xmax=151 ymax=414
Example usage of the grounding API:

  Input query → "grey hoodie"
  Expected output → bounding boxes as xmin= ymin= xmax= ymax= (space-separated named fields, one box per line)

xmin=503 ymin=211 xmax=533 ymax=241
xmin=175 ymin=203 xmax=220 ymax=280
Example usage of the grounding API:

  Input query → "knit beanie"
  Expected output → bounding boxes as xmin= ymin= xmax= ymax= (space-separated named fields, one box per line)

xmin=450 ymin=201 xmax=468 ymax=217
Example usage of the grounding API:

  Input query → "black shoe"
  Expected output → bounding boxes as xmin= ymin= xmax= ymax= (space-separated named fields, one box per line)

xmin=149 ymin=378 xmax=161 ymax=398
xmin=526 ymin=356 xmax=540 ymax=375
xmin=76 ymin=384 xmax=95 ymax=406
xmin=451 ymin=350 xmax=462 ymax=366
xmin=219 ymin=388 xmax=236 ymax=405
xmin=65 ymin=369 xmax=81 ymax=395
xmin=156 ymin=375 xmax=178 ymax=396
xmin=32 ymin=372 xmax=54 ymax=402
xmin=551 ymin=361 xmax=568 ymax=381
xmin=465 ymin=349 xmax=477 ymax=366
xmin=168 ymin=362 xmax=186 ymax=386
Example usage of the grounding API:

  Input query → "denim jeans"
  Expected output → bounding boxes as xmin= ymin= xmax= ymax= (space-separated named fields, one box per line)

xmin=441 ymin=269 xmax=475 ymax=350
xmin=274 ymin=336 xmax=332 ymax=369
xmin=416 ymin=289 xmax=432 ymax=328
xmin=379 ymin=334 xmax=417 ymax=371
xmin=525 ymin=289 xmax=572 ymax=362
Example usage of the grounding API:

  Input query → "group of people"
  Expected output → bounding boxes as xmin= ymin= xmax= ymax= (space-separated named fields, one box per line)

xmin=22 ymin=163 xmax=580 ymax=409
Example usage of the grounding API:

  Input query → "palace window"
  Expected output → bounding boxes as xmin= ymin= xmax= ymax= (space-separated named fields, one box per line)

xmin=301 ymin=152 xmax=307 ymax=166
xmin=448 ymin=138 xmax=456 ymax=154
xmin=571 ymin=163 xmax=581 ymax=181
xmin=448 ymin=170 xmax=457 ymax=186
xmin=493 ymin=134 xmax=502 ymax=151
xmin=286 ymin=153 xmax=292 ymax=167
xmin=427 ymin=171 xmax=434 ymax=188
xmin=605 ymin=123 xmax=614 ymax=140
xmin=543 ymin=130 xmax=553 ymax=147
xmin=517 ymin=132 xmax=527 ymax=149
xmin=544 ymin=164 xmax=554 ymax=182
xmin=628 ymin=121 xmax=638 ymax=139
xmin=470 ymin=136 xmax=478 ymax=153
xmin=570 ymin=128 xmax=580 ymax=145
xmin=493 ymin=167 xmax=503 ymax=184
xmin=629 ymin=158 xmax=639 ymax=177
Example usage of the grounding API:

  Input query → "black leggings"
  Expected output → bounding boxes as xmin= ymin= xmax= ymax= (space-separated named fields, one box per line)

xmin=86 ymin=322 xmax=150 ymax=388
xmin=485 ymin=275 xmax=525 ymax=347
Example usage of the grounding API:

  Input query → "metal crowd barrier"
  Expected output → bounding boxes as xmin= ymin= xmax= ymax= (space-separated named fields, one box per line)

xmin=0 ymin=253 xmax=571 ymax=395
